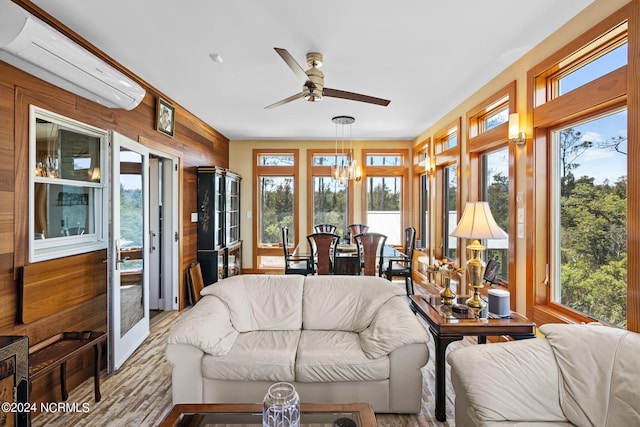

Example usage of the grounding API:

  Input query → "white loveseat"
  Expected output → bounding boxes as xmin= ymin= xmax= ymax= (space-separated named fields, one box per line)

xmin=448 ymin=323 xmax=640 ymax=427
xmin=166 ymin=274 xmax=429 ymax=413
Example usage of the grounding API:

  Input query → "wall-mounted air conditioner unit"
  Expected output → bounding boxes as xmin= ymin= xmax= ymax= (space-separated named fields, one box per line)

xmin=0 ymin=0 xmax=145 ymax=110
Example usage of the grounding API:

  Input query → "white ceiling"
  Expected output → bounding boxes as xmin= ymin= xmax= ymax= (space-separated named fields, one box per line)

xmin=29 ymin=0 xmax=594 ymax=141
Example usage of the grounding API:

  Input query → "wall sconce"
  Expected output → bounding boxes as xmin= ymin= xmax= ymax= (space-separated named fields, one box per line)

xmin=428 ymin=157 xmax=436 ymax=176
xmin=418 ymin=157 xmax=436 ymax=176
xmin=508 ymin=113 xmax=526 ymax=146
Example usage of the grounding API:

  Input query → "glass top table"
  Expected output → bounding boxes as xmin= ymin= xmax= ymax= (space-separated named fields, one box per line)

xmin=159 ymin=403 xmax=377 ymax=427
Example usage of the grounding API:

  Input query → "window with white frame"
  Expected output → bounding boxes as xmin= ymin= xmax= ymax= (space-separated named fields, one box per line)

xmin=30 ymin=106 xmax=107 ymax=262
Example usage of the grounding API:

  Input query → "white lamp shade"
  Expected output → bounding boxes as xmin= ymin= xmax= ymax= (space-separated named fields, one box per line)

xmin=450 ymin=202 xmax=508 ymax=240
xmin=508 ymin=113 xmax=520 ymax=139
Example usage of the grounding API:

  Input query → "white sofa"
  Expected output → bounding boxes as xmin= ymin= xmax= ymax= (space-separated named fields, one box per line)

xmin=448 ymin=323 xmax=640 ymax=427
xmin=166 ymin=274 xmax=429 ymax=413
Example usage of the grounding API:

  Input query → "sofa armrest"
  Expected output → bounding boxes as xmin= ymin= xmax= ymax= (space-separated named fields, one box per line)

xmin=447 ymin=338 xmax=568 ymax=425
xmin=166 ymin=343 xmax=204 ymax=404
xmin=167 ymin=295 xmax=239 ymax=355
xmin=360 ymin=296 xmax=428 ymax=359
xmin=388 ymin=343 xmax=429 ymax=413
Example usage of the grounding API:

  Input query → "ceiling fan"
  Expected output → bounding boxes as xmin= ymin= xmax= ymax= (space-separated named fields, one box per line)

xmin=265 ymin=47 xmax=391 ymax=109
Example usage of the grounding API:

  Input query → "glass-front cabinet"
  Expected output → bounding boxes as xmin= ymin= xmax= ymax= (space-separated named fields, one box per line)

xmin=225 ymin=171 xmax=241 ymax=246
xmin=197 ymin=167 xmax=242 ymax=285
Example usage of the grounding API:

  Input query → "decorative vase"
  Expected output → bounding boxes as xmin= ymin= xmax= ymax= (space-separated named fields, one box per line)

xmin=263 ymin=382 xmax=300 ymax=427
xmin=440 ymin=276 xmax=456 ymax=305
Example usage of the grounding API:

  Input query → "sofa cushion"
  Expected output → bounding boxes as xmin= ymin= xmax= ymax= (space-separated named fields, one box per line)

xmin=201 ymin=274 xmax=304 ymax=332
xmin=295 ymin=330 xmax=389 ymax=382
xmin=448 ymin=337 xmax=567 ymax=423
xmin=539 ymin=323 xmax=640 ymax=427
xmin=302 ymin=275 xmax=404 ymax=332
xmin=167 ymin=295 xmax=238 ymax=356
xmin=360 ymin=295 xmax=428 ymax=359
xmin=202 ymin=330 xmax=300 ymax=382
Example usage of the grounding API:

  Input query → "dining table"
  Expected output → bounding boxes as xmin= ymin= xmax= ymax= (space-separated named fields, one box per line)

xmin=294 ymin=241 xmax=404 ymax=275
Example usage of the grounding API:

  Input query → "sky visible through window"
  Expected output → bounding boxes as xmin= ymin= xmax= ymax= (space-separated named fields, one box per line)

xmin=558 ymin=45 xmax=627 ymax=185
xmin=560 ymin=110 xmax=627 ymax=184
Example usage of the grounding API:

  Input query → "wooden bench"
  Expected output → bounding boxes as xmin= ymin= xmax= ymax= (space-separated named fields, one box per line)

xmin=29 ymin=331 xmax=106 ymax=402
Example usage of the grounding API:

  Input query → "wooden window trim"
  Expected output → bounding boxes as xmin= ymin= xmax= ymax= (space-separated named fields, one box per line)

xmin=433 ymin=119 xmax=461 ymax=261
xmin=434 ymin=118 xmax=461 ymax=154
xmin=465 ymin=83 xmax=517 ymax=304
xmin=413 ymin=139 xmax=431 ymax=250
xmin=526 ymin=2 xmax=639 ymax=332
xmin=252 ymin=149 xmax=300 ymax=267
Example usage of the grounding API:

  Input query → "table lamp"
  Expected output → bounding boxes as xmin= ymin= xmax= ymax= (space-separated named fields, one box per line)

xmin=450 ymin=202 xmax=508 ymax=309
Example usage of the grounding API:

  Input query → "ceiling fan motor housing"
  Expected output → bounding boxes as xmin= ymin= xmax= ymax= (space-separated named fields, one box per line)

xmin=304 ymin=53 xmax=324 ymax=101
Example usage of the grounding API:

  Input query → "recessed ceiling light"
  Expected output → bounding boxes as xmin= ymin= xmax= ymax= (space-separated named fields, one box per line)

xmin=209 ymin=53 xmax=223 ymax=63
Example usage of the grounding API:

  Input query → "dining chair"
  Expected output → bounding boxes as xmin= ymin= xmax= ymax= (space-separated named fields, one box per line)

xmin=307 ymin=232 xmax=340 ymax=275
xmin=385 ymin=226 xmax=416 ymax=295
xmin=187 ymin=262 xmax=205 ymax=304
xmin=347 ymin=224 xmax=369 ymax=239
xmin=281 ymin=226 xmax=313 ymax=275
xmin=313 ymin=224 xmax=337 ymax=233
xmin=354 ymin=232 xmax=387 ymax=276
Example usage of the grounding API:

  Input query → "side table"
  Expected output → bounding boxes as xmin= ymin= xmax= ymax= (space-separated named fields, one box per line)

xmin=410 ymin=295 xmax=536 ymax=422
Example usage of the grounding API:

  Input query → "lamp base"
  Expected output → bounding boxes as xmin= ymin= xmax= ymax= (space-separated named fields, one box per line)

xmin=465 ymin=287 xmax=486 ymax=310
xmin=465 ymin=243 xmax=486 ymax=310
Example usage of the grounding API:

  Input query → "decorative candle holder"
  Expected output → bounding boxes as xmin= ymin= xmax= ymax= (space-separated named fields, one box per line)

xmin=262 ymin=382 xmax=300 ymax=427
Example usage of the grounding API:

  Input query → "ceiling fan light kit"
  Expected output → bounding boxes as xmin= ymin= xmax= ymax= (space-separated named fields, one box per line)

xmin=266 ymin=47 xmax=390 ymax=109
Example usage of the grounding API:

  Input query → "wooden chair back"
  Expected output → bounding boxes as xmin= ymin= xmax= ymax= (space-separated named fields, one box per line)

xmin=354 ymin=232 xmax=387 ymax=276
xmin=307 ymin=232 xmax=339 ymax=275
xmin=187 ymin=262 xmax=205 ymax=304
xmin=347 ymin=224 xmax=369 ymax=239
xmin=281 ymin=226 xmax=293 ymax=260
xmin=404 ymin=226 xmax=416 ymax=259
xmin=313 ymin=224 xmax=337 ymax=233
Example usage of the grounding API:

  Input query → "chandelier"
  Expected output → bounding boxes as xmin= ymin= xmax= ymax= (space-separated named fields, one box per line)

xmin=331 ymin=115 xmax=362 ymax=184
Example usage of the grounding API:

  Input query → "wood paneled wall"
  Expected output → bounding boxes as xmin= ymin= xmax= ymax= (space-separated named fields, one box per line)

xmin=0 ymin=5 xmax=228 ymax=402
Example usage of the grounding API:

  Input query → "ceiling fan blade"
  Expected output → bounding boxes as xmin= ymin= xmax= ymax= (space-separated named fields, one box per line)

xmin=265 ymin=91 xmax=307 ymax=109
xmin=274 ymin=47 xmax=315 ymax=89
xmin=324 ymin=88 xmax=390 ymax=106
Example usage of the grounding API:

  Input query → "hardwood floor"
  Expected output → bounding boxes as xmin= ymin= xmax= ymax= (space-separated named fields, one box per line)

xmin=32 ymin=282 xmax=471 ymax=426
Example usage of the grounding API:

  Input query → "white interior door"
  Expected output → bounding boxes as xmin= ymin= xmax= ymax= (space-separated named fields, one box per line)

xmin=149 ymin=158 xmax=160 ymax=310
xmin=110 ymin=131 xmax=150 ymax=371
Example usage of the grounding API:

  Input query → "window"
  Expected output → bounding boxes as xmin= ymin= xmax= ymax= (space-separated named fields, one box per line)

xmin=438 ymin=127 xmax=458 ymax=151
xmin=481 ymin=148 xmax=510 ymax=281
xmin=444 ymin=164 xmax=458 ymax=260
xmin=253 ymin=150 xmax=299 ymax=269
xmin=363 ymin=150 xmax=408 ymax=246
xmin=467 ymin=82 xmax=515 ymax=285
xmin=529 ymin=9 xmax=635 ymax=330
xmin=434 ymin=118 xmax=461 ymax=261
xmin=30 ymin=106 xmax=107 ymax=262
xmin=557 ymin=42 xmax=627 ymax=96
xmin=308 ymin=150 xmax=350 ymax=238
xmin=483 ymin=106 xmax=509 ymax=132
xmin=415 ymin=142 xmax=430 ymax=250
xmin=550 ymin=110 xmax=627 ymax=327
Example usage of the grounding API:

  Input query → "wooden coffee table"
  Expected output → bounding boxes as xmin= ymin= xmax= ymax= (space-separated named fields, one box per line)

xmin=159 ymin=402 xmax=377 ymax=427
xmin=410 ymin=294 xmax=536 ymax=422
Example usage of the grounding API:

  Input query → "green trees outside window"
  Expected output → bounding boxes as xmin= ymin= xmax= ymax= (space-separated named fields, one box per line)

xmin=554 ymin=110 xmax=627 ymax=328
